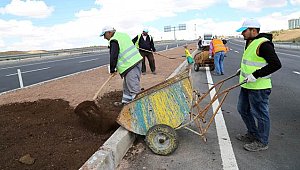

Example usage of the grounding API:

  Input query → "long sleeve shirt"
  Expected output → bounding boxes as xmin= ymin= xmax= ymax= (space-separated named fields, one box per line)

xmin=245 ymin=33 xmax=282 ymax=78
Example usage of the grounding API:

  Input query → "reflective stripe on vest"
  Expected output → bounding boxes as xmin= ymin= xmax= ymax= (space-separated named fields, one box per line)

xmin=240 ymin=71 xmax=271 ymax=79
xmin=109 ymin=32 xmax=143 ymax=74
xmin=239 ymin=37 xmax=272 ymax=89
xmin=117 ymin=45 xmax=140 ymax=67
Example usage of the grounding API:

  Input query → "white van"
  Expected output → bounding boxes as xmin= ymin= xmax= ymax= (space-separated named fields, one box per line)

xmin=202 ymin=33 xmax=213 ymax=47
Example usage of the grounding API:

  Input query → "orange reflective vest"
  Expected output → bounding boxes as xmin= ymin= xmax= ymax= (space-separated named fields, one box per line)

xmin=211 ymin=39 xmax=226 ymax=54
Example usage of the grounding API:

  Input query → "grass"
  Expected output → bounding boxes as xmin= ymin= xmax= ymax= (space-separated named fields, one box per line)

xmin=271 ymin=28 xmax=300 ymax=42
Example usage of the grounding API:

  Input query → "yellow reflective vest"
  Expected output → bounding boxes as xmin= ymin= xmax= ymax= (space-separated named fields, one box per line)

xmin=109 ymin=32 xmax=143 ymax=74
xmin=239 ymin=37 xmax=272 ymax=89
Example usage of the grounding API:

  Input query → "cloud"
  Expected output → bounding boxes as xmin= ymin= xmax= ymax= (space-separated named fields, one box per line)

xmin=228 ymin=0 xmax=288 ymax=12
xmin=0 ymin=0 xmax=298 ymax=51
xmin=0 ymin=0 xmax=54 ymax=18
xmin=290 ymin=0 xmax=300 ymax=5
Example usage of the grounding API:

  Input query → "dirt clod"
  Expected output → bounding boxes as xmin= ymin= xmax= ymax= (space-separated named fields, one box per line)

xmin=19 ymin=154 xmax=35 ymax=165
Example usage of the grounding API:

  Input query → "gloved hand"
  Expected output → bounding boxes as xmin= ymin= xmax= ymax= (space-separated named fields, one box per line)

xmin=208 ymin=54 xmax=212 ymax=59
xmin=245 ymin=74 xmax=257 ymax=83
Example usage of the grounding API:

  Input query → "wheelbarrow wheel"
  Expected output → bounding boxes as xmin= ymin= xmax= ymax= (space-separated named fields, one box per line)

xmin=145 ymin=124 xmax=178 ymax=155
xmin=194 ymin=63 xmax=199 ymax=72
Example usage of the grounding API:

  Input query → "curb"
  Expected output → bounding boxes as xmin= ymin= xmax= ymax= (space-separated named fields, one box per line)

xmin=80 ymin=60 xmax=188 ymax=170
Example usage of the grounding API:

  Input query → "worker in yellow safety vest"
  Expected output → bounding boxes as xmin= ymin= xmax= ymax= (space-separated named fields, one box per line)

xmin=235 ymin=18 xmax=281 ymax=152
xmin=100 ymin=26 xmax=143 ymax=106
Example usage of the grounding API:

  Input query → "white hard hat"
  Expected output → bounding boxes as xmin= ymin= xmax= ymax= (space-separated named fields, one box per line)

xmin=236 ymin=18 xmax=260 ymax=32
xmin=100 ymin=26 xmax=115 ymax=36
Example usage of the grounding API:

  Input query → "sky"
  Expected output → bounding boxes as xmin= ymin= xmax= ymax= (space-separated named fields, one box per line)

xmin=0 ymin=0 xmax=300 ymax=52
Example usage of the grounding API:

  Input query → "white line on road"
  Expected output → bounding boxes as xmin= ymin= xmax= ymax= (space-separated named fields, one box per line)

xmin=293 ymin=71 xmax=300 ymax=75
xmin=79 ymin=58 xmax=98 ymax=63
xmin=234 ymin=51 xmax=239 ymax=53
xmin=5 ymin=67 xmax=51 ymax=77
xmin=0 ymin=53 xmax=108 ymax=71
xmin=206 ymin=68 xmax=239 ymax=170
xmin=276 ymin=52 xmax=300 ymax=58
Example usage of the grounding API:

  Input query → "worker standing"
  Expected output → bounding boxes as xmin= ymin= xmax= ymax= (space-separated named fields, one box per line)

xmin=209 ymin=37 xmax=227 ymax=75
xmin=235 ymin=18 xmax=281 ymax=151
xmin=100 ymin=26 xmax=143 ymax=106
xmin=132 ymin=28 xmax=156 ymax=75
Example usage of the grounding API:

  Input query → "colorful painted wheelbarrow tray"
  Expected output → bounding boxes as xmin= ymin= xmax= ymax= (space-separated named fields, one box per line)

xmin=117 ymin=68 xmax=244 ymax=156
xmin=117 ymin=69 xmax=193 ymax=135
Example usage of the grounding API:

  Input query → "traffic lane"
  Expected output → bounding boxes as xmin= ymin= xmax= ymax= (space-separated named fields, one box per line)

xmin=0 ymin=54 xmax=109 ymax=92
xmin=0 ymin=75 xmax=20 ymax=93
xmin=228 ymin=39 xmax=300 ymax=57
xmin=0 ymin=52 xmax=109 ymax=73
xmin=7 ymin=55 xmax=108 ymax=88
xmin=219 ymin=44 xmax=300 ymax=169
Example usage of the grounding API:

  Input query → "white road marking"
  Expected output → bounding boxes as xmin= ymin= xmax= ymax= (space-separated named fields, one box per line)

xmin=0 ymin=53 xmax=108 ymax=70
xmin=234 ymin=51 xmax=239 ymax=53
xmin=79 ymin=58 xmax=98 ymax=63
xmin=293 ymin=71 xmax=300 ymax=75
xmin=276 ymin=52 xmax=300 ymax=58
xmin=206 ymin=68 xmax=239 ymax=170
xmin=0 ymin=65 xmax=107 ymax=96
xmin=5 ymin=67 xmax=51 ymax=77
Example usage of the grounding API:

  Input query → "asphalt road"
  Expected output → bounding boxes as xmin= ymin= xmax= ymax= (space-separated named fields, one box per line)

xmin=124 ymin=39 xmax=300 ymax=170
xmin=0 ymin=42 xmax=188 ymax=93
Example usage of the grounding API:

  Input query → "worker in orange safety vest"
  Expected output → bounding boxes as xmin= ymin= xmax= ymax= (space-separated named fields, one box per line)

xmin=209 ymin=37 xmax=227 ymax=75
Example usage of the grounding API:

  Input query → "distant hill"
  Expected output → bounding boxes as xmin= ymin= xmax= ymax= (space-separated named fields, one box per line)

xmin=0 ymin=50 xmax=48 ymax=56
xmin=271 ymin=28 xmax=300 ymax=42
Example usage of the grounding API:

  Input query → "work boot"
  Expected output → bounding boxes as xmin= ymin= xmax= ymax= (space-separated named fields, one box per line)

xmin=244 ymin=140 xmax=268 ymax=152
xmin=236 ymin=133 xmax=256 ymax=143
xmin=152 ymin=71 xmax=156 ymax=75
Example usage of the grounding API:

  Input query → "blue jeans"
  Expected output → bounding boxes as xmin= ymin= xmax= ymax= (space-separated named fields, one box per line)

xmin=237 ymin=88 xmax=271 ymax=145
xmin=214 ymin=51 xmax=225 ymax=74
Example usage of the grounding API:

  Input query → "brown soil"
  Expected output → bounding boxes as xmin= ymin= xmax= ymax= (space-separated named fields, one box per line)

xmin=0 ymin=44 xmax=196 ymax=169
xmin=0 ymin=91 xmax=122 ymax=170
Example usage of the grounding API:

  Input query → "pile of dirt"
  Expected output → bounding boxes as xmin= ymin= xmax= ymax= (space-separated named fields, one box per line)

xmin=0 ymin=91 xmax=122 ymax=170
xmin=75 ymin=90 xmax=123 ymax=133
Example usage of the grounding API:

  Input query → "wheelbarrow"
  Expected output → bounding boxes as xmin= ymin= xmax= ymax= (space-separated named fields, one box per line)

xmin=117 ymin=69 xmax=244 ymax=155
xmin=192 ymin=46 xmax=215 ymax=72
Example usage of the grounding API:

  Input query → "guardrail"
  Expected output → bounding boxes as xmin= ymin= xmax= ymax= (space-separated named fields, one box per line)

xmin=274 ymin=42 xmax=300 ymax=50
xmin=0 ymin=46 xmax=108 ymax=61
xmin=0 ymin=40 xmax=192 ymax=62
xmin=231 ymin=38 xmax=300 ymax=50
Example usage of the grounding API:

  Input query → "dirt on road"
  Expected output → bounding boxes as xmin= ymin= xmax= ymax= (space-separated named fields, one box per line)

xmin=0 ymin=44 xmax=195 ymax=169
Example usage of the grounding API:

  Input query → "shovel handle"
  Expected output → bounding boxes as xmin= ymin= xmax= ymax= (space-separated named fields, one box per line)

xmin=138 ymin=48 xmax=176 ymax=59
xmin=93 ymin=74 xmax=114 ymax=100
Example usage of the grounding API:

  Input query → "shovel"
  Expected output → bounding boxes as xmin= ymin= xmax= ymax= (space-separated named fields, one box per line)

xmin=74 ymin=74 xmax=114 ymax=121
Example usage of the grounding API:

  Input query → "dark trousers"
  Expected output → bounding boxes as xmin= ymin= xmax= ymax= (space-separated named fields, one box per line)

xmin=139 ymin=50 xmax=156 ymax=73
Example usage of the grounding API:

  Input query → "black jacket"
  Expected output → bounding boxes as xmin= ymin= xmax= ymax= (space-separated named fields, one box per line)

xmin=132 ymin=34 xmax=156 ymax=52
xmin=245 ymin=33 xmax=282 ymax=78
